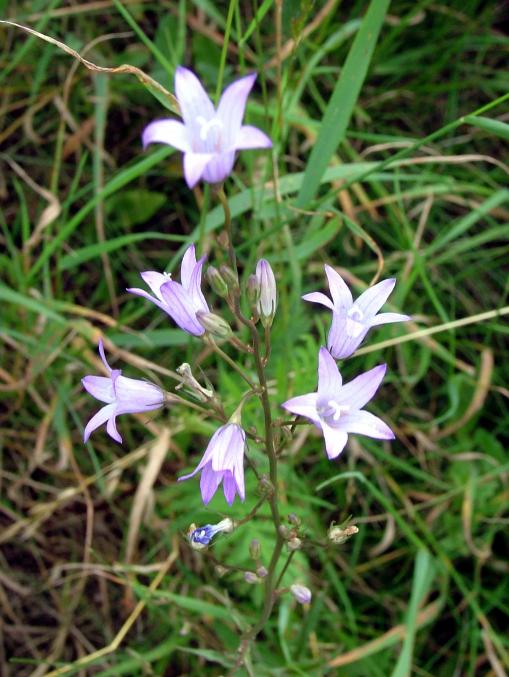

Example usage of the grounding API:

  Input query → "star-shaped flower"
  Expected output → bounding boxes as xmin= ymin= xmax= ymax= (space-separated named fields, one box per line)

xmin=127 ymin=244 xmax=209 ymax=336
xmin=142 ymin=66 xmax=272 ymax=188
xmin=282 ymin=347 xmax=394 ymax=459
xmin=82 ymin=341 xmax=164 ymax=444
xmin=303 ymin=265 xmax=410 ymax=359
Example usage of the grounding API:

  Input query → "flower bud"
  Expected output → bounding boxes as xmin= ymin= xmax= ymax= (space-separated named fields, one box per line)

xmin=247 ymin=274 xmax=261 ymax=306
xmin=207 ymin=266 xmax=229 ymax=298
xmin=249 ymin=539 xmax=261 ymax=560
xmin=287 ymin=537 xmax=302 ymax=551
xmin=290 ymin=584 xmax=312 ymax=605
xmin=278 ymin=525 xmax=291 ymax=540
xmin=219 ymin=265 xmax=239 ymax=294
xmin=244 ymin=571 xmax=259 ymax=584
xmin=196 ymin=311 xmax=232 ymax=338
xmin=188 ymin=518 xmax=235 ymax=550
xmin=288 ymin=513 xmax=301 ymax=527
xmin=328 ymin=524 xmax=359 ymax=545
xmin=255 ymin=259 xmax=277 ymax=327
xmin=256 ymin=565 xmax=268 ymax=578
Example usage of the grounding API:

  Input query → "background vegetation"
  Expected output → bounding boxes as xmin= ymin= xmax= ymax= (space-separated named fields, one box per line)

xmin=1 ymin=0 xmax=509 ymax=674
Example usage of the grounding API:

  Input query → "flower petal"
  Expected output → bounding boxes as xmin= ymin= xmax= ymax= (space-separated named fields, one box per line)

xmin=223 ymin=471 xmax=238 ymax=505
xmin=321 ymin=422 xmax=348 ymax=459
xmin=83 ymin=403 xmax=116 ymax=443
xmin=317 ymin=347 xmax=342 ymax=398
xmin=114 ymin=376 xmax=164 ymax=414
xmin=82 ymin=375 xmax=115 ymax=404
xmin=235 ymin=125 xmax=272 ymax=150
xmin=217 ymin=73 xmax=256 ymax=148
xmin=126 ymin=286 xmax=167 ymax=312
xmin=175 ymin=66 xmax=215 ymax=138
xmin=325 ymin=265 xmax=353 ymax=309
xmin=201 ymin=151 xmax=236 ymax=184
xmin=98 ymin=340 xmax=112 ymax=372
xmin=327 ymin=310 xmax=368 ymax=359
xmin=180 ymin=245 xmax=197 ymax=290
xmin=106 ymin=412 xmax=123 ymax=444
xmin=159 ymin=280 xmax=205 ymax=335
xmin=335 ymin=410 xmax=395 ymax=439
xmin=142 ymin=119 xmax=190 ymax=151
xmin=281 ymin=392 xmax=319 ymax=423
xmin=355 ymin=278 xmax=396 ymax=317
xmin=183 ymin=152 xmax=214 ymax=188
xmin=370 ymin=312 xmax=411 ymax=327
xmin=336 ymin=364 xmax=387 ymax=411
xmin=141 ymin=270 xmax=171 ymax=301
xmin=302 ymin=291 xmax=334 ymax=310
xmin=200 ymin=463 xmax=223 ymax=504
xmin=188 ymin=253 xmax=209 ymax=313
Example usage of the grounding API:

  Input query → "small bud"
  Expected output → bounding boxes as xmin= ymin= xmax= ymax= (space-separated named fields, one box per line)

xmin=215 ymin=565 xmax=228 ymax=577
xmin=288 ymin=513 xmax=301 ymax=527
xmin=278 ymin=525 xmax=291 ymax=540
xmin=244 ymin=571 xmax=259 ymax=584
xmin=207 ymin=266 xmax=228 ymax=298
xmin=290 ymin=584 xmax=312 ymax=605
xmin=256 ymin=565 xmax=268 ymax=578
xmin=249 ymin=539 xmax=261 ymax=560
xmin=328 ymin=524 xmax=359 ymax=545
xmin=287 ymin=537 xmax=302 ymax=551
xmin=196 ymin=311 xmax=232 ymax=339
xmin=259 ymin=476 xmax=274 ymax=496
xmin=255 ymin=259 xmax=277 ymax=328
xmin=219 ymin=265 xmax=239 ymax=294
xmin=188 ymin=518 xmax=235 ymax=550
xmin=247 ymin=274 xmax=261 ymax=306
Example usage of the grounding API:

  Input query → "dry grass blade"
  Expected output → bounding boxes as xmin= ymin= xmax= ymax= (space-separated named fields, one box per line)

xmin=0 ymin=20 xmax=178 ymax=112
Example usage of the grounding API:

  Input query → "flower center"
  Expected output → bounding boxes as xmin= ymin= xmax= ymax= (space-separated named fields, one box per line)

xmin=318 ymin=399 xmax=350 ymax=423
xmin=196 ymin=115 xmax=224 ymax=145
xmin=346 ymin=306 xmax=365 ymax=337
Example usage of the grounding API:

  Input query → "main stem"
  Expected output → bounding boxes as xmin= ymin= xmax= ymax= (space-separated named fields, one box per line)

xmin=216 ymin=188 xmax=285 ymax=665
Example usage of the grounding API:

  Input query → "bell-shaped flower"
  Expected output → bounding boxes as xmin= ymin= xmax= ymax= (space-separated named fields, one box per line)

xmin=142 ymin=66 xmax=272 ymax=188
xmin=127 ymin=244 xmax=209 ymax=336
xmin=282 ymin=347 xmax=394 ymax=459
xmin=82 ymin=341 xmax=164 ymax=444
xmin=303 ymin=265 xmax=410 ymax=359
xmin=255 ymin=258 xmax=277 ymax=327
xmin=187 ymin=518 xmax=234 ymax=550
xmin=178 ymin=423 xmax=246 ymax=505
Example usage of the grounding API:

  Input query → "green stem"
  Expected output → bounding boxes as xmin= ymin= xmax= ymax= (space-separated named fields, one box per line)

xmin=206 ymin=336 xmax=257 ymax=390
xmin=215 ymin=0 xmax=238 ymax=103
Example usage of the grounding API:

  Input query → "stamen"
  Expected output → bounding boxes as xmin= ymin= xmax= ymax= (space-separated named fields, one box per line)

xmin=196 ymin=115 xmax=224 ymax=142
xmin=327 ymin=400 xmax=350 ymax=421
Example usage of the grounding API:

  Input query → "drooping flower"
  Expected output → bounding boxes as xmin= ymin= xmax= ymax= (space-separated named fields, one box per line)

xmin=303 ymin=265 xmax=410 ymax=359
xmin=82 ymin=341 xmax=164 ymax=444
xmin=142 ymin=66 xmax=272 ymax=188
xmin=178 ymin=423 xmax=246 ymax=505
xmin=282 ymin=347 xmax=394 ymax=459
xmin=255 ymin=258 xmax=277 ymax=327
xmin=187 ymin=518 xmax=234 ymax=550
xmin=127 ymin=244 xmax=208 ymax=336
xmin=290 ymin=584 xmax=312 ymax=605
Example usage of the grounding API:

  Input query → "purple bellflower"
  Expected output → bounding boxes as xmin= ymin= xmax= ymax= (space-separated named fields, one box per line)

xmin=178 ymin=423 xmax=246 ymax=505
xmin=127 ymin=244 xmax=208 ymax=336
xmin=188 ymin=518 xmax=234 ymax=550
xmin=282 ymin=347 xmax=394 ymax=459
xmin=142 ymin=66 xmax=272 ymax=188
xmin=255 ymin=258 xmax=277 ymax=327
xmin=82 ymin=341 xmax=164 ymax=444
xmin=303 ymin=265 xmax=410 ymax=359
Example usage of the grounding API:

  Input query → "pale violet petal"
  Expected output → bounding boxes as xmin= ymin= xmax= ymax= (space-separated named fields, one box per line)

xmin=223 ymin=471 xmax=238 ymax=505
xmin=317 ymin=347 xmax=342 ymax=398
xmin=159 ymin=280 xmax=205 ymax=335
xmin=355 ymin=278 xmax=396 ymax=317
xmin=201 ymin=151 xmax=236 ymax=184
xmin=106 ymin=413 xmax=122 ymax=444
xmin=114 ymin=376 xmax=164 ymax=414
xmin=142 ymin=119 xmax=190 ymax=151
xmin=98 ymin=340 xmax=112 ymax=372
xmin=302 ymin=291 xmax=334 ymax=310
xmin=217 ymin=73 xmax=256 ymax=148
xmin=233 ymin=449 xmax=245 ymax=501
xmin=335 ymin=410 xmax=395 ymax=440
xmin=188 ymin=254 xmax=209 ymax=313
xmin=200 ymin=463 xmax=224 ymax=504
xmin=126 ymin=286 xmax=167 ymax=313
xmin=183 ymin=152 xmax=214 ymax=188
xmin=336 ymin=364 xmax=387 ymax=411
xmin=325 ymin=265 xmax=353 ymax=309
xmin=175 ymin=67 xmax=215 ymax=141
xmin=327 ymin=311 xmax=368 ymax=359
xmin=321 ymin=422 xmax=348 ymax=459
xmin=83 ymin=403 xmax=116 ymax=443
xmin=140 ymin=271 xmax=170 ymax=302
xmin=82 ymin=375 xmax=115 ymax=404
xmin=235 ymin=125 xmax=272 ymax=150
xmin=370 ymin=312 xmax=411 ymax=327
xmin=180 ymin=245 xmax=197 ymax=290
xmin=281 ymin=392 xmax=319 ymax=423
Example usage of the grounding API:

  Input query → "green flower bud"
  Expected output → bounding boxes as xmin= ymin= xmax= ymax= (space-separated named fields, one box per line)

xmin=196 ymin=311 xmax=232 ymax=339
xmin=207 ymin=266 xmax=229 ymax=298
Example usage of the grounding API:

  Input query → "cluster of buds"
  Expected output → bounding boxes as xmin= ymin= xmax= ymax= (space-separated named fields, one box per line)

xmin=279 ymin=513 xmax=303 ymax=551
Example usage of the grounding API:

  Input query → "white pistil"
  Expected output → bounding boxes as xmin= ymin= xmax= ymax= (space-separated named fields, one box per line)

xmin=196 ymin=115 xmax=224 ymax=142
xmin=346 ymin=305 xmax=365 ymax=337
xmin=327 ymin=400 xmax=350 ymax=421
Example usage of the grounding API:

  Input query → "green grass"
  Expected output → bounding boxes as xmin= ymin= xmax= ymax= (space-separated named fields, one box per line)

xmin=1 ymin=0 xmax=509 ymax=675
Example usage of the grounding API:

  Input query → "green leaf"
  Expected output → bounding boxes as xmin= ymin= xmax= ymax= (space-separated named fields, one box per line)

xmin=464 ymin=114 xmax=509 ymax=142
